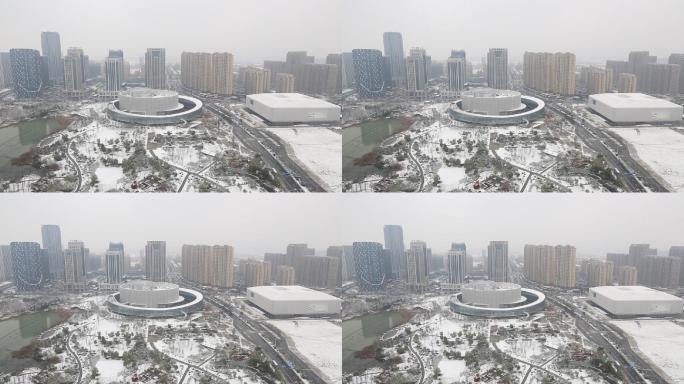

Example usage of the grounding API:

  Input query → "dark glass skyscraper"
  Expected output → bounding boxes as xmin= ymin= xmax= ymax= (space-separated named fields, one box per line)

xmin=40 ymin=31 xmax=62 ymax=85
xmin=41 ymin=224 xmax=63 ymax=279
xmin=9 ymin=49 xmax=43 ymax=98
xmin=383 ymin=225 xmax=406 ymax=279
xmin=352 ymin=49 xmax=386 ymax=98
xmin=382 ymin=32 xmax=406 ymax=87
xmin=10 ymin=242 xmax=45 ymax=291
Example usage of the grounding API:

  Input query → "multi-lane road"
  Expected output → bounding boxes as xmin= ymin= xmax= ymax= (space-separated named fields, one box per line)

xmin=525 ymin=88 xmax=670 ymax=192
xmin=205 ymin=295 xmax=330 ymax=384
xmin=171 ymin=273 xmax=330 ymax=384
xmin=512 ymin=270 xmax=669 ymax=384
xmin=184 ymin=90 xmax=327 ymax=192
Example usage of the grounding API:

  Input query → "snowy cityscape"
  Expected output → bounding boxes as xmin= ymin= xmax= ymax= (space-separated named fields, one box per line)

xmin=4 ymin=0 xmax=684 ymax=384
xmin=0 ymin=194 xmax=346 ymax=384
xmin=340 ymin=215 xmax=684 ymax=384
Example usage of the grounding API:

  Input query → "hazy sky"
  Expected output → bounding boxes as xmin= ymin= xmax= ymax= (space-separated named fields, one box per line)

xmin=1 ymin=0 xmax=682 ymax=65
xmin=1 ymin=195 xmax=682 ymax=260
xmin=339 ymin=194 xmax=684 ymax=259
xmin=0 ymin=195 xmax=344 ymax=258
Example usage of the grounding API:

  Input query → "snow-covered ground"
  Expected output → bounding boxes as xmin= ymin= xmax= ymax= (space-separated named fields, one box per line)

xmin=611 ymin=319 xmax=684 ymax=383
xmin=95 ymin=166 xmax=124 ymax=191
xmin=96 ymin=358 xmax=125 ymax=383
xmin=609 ymin=127 xmax=684 ymax=191
xmin=266 ymin=127 xmax=342 ymax=192
xmin=438 ymin=359 xmax=466 ymax=383
xmin=268 ymin=319 xmax=342 ymax=384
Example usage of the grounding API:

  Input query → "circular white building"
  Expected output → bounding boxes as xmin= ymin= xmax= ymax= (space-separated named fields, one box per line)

xmin=461 ymin=281 xmax=524 ymax=308
xmin=107 ymin=87 xmax=203 ymax=125
xmin=450 ymin=88 xmax=545 ymax=125
xmin=451 ymin=281 xmax=545 ymax=318
xmin=108 ymin=280 xmax=203 ymax=318
xmin=461 ymin=89 xmax=524 ymax=115
xmin=118 ymin=281 xmax=184 ymax=308
xmin=118 ymin=89 xmax=183 ymax=115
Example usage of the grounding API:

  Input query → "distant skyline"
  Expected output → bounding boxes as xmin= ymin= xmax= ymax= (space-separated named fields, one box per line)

xmin=1 ymin=0 xmax=683 ymax=65
xmin=2 ymin=195 xmax=683 ymax=261
xmin=0 ymin=195 xmax=343 ymax=258
xmin=338 ymin=195 xmax=684 ymax=259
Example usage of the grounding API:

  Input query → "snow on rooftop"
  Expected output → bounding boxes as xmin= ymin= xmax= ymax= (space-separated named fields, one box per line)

xmin=590 ymin=93 xmax=683 ymax=109
xmin=247 ymin=285 xmax=341 ymax=302
xmin=120 ymin=280 xmax=178 ymax=291
xmin=246 ymin=93 xmax=339 ymax=109
xmin=120 ymin=87 xmax=178 ymax=98
xmin=590 ymin=285 xmax=684 ymax=302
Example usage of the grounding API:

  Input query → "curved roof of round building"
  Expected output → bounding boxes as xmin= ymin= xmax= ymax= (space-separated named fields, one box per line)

xmin=462 ymin=281 xmax=520 ymax=291
xmin=119 ymin=280 xmax=178 ymax=291
xmin=119 ymin=88 xmax=178 ymax=98
xmin=461 ymin=88 xmax=521 ymax=98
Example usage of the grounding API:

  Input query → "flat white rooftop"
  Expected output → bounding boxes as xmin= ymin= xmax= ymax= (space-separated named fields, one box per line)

xmin=590 ymin=93 xmax=682 ymax=109
xmin=590 ymin=285 xmax=684 ymax=302
xmin=247 ymin=285 xmax=341 ymax=302
xmin=246 ymin=93 xmax=338 ymax=109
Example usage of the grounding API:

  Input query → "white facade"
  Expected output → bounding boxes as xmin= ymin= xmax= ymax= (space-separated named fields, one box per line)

xmin=246 ymin=285 xmax=342 ymax=316
xmin=119 ymin=88 xmax=181 ymax=115
xmin=460 ymin=281 xmax=522 ymax=308
xmin=588 ymin=93 xmax=683 ymax=124
xmin=461 ymin=88 xmax=523 ymax=115
xmin=589 ymin=286 xmax=684 ymax=316
xmin=245 ymin=93 xmax=341 ymax=124
xmin=118 ymin=280 xmax=182 ymax=308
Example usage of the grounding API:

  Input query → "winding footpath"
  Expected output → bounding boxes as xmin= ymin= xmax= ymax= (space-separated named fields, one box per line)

xmin=408 ymin=332 xmax=425 ymax=384
xmin=66 ymin=329 xmax=83 ymax=384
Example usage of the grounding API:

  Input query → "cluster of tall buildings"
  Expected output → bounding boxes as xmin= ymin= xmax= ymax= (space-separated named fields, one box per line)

xmin=523 ymin=244 xmax=577 ymax=288
xmin=0 ymin=225 xmax=133 ymax=292
xmin=238 ymin=259 xmax=272 ymax=287
xmin=604 ymin=51 xmax=681 ymax=95
xmin=260 ymin=51 xmax=339 ymax=96
xmin=350 ymin=225 xmax=509 ymax=292
xmin=606 ymin=244 xmax=683 ymax=288
xmin=581 ymin=259 xmax=614 ymax=287
xmin=180 ymin=52 xmax=234 ymax=95
xmin=351 ymin=33 xmax=511 ymax=99
xmin=181 ymin=244 xmax=234 ymax=287
xmin=523 ymin=52 xmax=576 ymax=95
xmin=242 ymin=67 xmax=271 ymax=94
xmin=1 ymin=31 xmax=138 ymax=98
xmin=262 ymin=244 xmax=340 ymax=289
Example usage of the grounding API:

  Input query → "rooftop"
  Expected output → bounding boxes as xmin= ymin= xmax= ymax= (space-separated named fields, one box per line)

xmin=120 ymin=88 xmax=178 ymax=98
xmin=591 ymin=285 xmax=684 ymax=301
xmin=120 ymin=280 xmax=178 ymax=291
xmin=462 ymin=88 xmax=520 ymax=98
xmin=463 ymin=281 xmax=520 ymax=291
xmin=247 ymin=285 xmax=342 ymax=302
xmin=247 ymin=93 xmax=339 ymax=109
xmin=590 ymin=93 xmax=683 ymax=109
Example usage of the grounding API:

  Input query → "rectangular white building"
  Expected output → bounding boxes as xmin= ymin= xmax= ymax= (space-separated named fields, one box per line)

xmin=246 ymin=285 xmax=341 ymax=317
xmin=588 ymin=93 xmax=683 ymax=124
xmin=245 ymin=93 xmax=341 ymax=124
xmin=588 ymin=285 xmax=684 ymax=316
